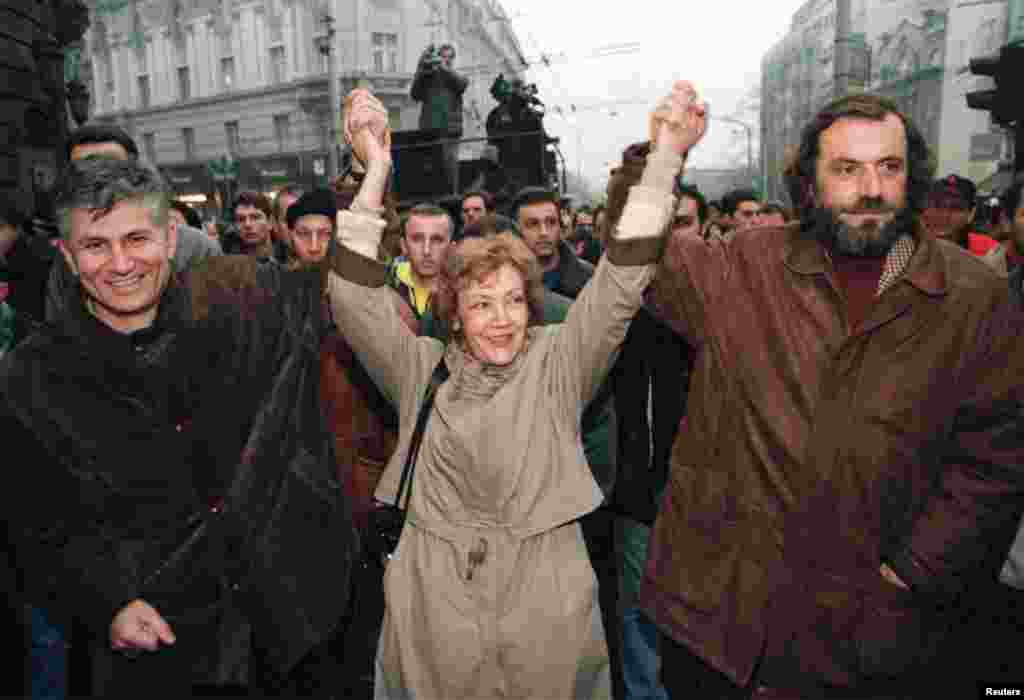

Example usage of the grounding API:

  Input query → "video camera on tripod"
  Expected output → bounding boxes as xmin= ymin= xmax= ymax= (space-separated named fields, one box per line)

xmin=420 ymin=44 xmax=450 ymax=72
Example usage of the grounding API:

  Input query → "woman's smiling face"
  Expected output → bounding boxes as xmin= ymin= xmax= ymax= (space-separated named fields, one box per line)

xmin=457 ymin=263 xmax=528 ymax=366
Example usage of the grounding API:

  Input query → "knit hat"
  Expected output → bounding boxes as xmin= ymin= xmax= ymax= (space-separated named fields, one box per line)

xmin=286 ymin=188 xmax=338 ymax=228
xmin=928 ymin=174 xmax=976 ymax=209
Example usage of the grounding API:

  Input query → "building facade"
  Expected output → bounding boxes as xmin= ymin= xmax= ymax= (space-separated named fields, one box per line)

xmin=761 ymin=0 xmax=1013 ymax=203
xmin=1 ymin=0 xmax=89 ymax=216
xmin=81 ymin=0 xmax=525 ymax=211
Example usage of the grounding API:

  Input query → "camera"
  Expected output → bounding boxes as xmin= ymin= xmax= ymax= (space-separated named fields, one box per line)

xmin=363 ymin=504 xmax=406 ymax=567
xmin=422 ymin=44 xmax=443 ymax=70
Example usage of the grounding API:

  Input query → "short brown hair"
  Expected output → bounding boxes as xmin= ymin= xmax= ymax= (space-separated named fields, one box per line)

xmin=232 ymin=191 xmax=273 ymax=220
xmin=401 ymin=203 xmax=453 ymax=239
xmin=432 ymin=233 xmax=546 ymax=341
xmin=783 ymin=93 xmax=934 ymax=218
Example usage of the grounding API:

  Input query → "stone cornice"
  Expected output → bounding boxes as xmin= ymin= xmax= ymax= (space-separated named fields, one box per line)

xmin=95 ymin=72 xmax=415 ymax=121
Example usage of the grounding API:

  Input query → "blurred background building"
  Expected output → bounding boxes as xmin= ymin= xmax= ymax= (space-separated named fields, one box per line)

xmin=761 ymin=0 xmax=1018 ymax=203
xmin=0 ymin=0 xmax=90 ymax=216
xmin=78 ymin=0 xmax=526 ymax=212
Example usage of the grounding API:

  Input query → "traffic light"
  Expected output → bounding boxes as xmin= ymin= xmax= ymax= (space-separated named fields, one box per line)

xmin=966 ymin=41 xmax=1024 ymax=126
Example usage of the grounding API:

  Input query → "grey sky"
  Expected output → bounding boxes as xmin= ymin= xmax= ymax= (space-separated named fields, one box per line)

xmin=501 ymin=0 xmax=810 ymax=195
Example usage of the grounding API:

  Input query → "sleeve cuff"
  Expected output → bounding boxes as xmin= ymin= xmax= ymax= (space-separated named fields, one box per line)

xmin=609 ymin=179 xmax=677 ymax=266
xmin=327 ymin=241 xmax=389 ymax=288
xmin=639 ymin=147 xmax=684 ymax=191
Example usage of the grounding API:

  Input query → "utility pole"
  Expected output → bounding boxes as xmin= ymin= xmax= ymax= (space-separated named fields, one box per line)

xmin=834 ymin=0 xmax=852 ymax=97
xmin=319 ymin=13 xmax=341 ymax=180
xmin=713 ymin=115 xmax=754 ymax=189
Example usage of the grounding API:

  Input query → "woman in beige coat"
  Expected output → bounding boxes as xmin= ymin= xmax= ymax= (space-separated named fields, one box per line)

xmin=324 ymin=83 xmax=706 ymax=699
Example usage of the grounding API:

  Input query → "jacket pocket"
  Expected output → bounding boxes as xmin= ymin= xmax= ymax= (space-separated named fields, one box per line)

xmin=783 ymin=569 xmax=950 ymax=684
xmin=853 ymin=577 xmax=949 ymax=678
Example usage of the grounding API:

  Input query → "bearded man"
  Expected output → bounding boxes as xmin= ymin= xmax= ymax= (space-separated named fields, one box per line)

xmin=641 ymin=89 xmax=1024 ymax=698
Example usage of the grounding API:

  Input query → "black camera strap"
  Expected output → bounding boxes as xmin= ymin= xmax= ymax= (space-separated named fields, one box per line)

xmin=395 ymin=357 xmax=450 ymax=512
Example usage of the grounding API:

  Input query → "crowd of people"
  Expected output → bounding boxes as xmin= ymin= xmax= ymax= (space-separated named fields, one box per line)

xmin=1 ymin=80 xmax=1023 ymax=700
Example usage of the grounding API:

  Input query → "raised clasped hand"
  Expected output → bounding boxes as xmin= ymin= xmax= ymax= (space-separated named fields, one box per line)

xmin=649 ymin=81 xmax=708 ymax=158
xmin=343 ymin=88 xmax=392 ymax=171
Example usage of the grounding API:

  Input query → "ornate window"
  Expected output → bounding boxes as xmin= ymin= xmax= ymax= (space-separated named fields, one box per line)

xmin=372 ymin=32 xmax=399 ymax=73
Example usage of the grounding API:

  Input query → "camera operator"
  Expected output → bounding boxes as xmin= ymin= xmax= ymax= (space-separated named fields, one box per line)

xmin=411 ymin=43 xmax=468 ymax=193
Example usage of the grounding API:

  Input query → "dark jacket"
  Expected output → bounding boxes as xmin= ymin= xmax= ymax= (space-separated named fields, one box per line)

xmin=549 ymin=239 xmax=595 ymax=299
xmin=3 ymin=230 xmax=56 ymax=324
xmin=1 ymin=252 xmax=361 ymax=683
xmin=642 ymin=224 xmax=1024 ymax=693
xmin=1011 ymin=263 xmax=1023 ymax=307
xmin=608 ymin=308 xmax=693 ymax=526
xmin=410 ymin=61 xmax=468 ymax=136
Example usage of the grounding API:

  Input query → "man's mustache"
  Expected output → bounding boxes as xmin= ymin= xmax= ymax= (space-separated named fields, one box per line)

xmin=840 ymin=198 xmax=896 ymax=216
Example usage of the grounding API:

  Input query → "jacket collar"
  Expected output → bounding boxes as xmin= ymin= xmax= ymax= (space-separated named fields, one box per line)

xmin=52 ymin=259 xmax=188 ymax=362
xmin=783 ymin=220 xmax=948 ymax=297
xmin=554 ymin=240 xmax=594 ymax=297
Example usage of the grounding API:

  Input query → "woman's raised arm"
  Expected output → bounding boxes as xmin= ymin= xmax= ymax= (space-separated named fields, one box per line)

xmin=325 ymin=89 xmax=442 ymax=408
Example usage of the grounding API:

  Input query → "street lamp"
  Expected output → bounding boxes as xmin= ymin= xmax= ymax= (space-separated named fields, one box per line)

xmin=712 ymin=114 xmax=770 ymax=192
xmin=315 ymin=13 xmax=341 ymax=180
xmin=712 ymin=114 xmax=754 ymax=188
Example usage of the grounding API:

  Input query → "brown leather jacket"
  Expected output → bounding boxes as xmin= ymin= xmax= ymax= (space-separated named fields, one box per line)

xmin=320 ymin=293 xmax=418 ymax=530
xmin=641 ymin=223 xmax=1024 ymax=693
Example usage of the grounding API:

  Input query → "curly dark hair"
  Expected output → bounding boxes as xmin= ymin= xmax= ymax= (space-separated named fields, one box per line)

xmin=783 ymin=93 xmax=934 ymax=220
xmin=231 ymin=191 xmax=273 ymax=220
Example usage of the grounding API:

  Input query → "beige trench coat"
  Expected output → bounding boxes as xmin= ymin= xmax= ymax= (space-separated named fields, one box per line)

xmin=326 ymin=193 xmax=669 ymax=699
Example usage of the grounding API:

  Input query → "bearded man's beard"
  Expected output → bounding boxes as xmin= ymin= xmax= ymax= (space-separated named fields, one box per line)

xmin=806 ymin=198 xmax=915 ymax=258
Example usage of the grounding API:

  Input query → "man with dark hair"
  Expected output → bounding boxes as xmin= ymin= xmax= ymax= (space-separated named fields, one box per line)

xmin=65 ymin=123 xmax=140 ymax=162
xmin=673 ymin=182 xmax=709 ymax=240
xmin=513 ymin=187 xmax=567 ymax=286
xmin=719 ymin=187 xmax=761 ymax=234
xmin=645 ymin=88 xmax=1024 ymax=697
xmin=460 ymin=190 xmax=494 ymax=228
xmin=285 ymin=189 xmax=336 ymax=265
xmin=921 ymin=174 xmax=999 ymax=258
xmin=228 ymin=191 xmax=276 ymax=260
xmin=1 ymin=158 xmax=359 ymax=696
xmin=61 ymin=123 xmax=222 ymax=270
xmin=388 ymin=203 xmax=452 ymax=318
xmin=983 ymin=180 xmax=1024 ymax=303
